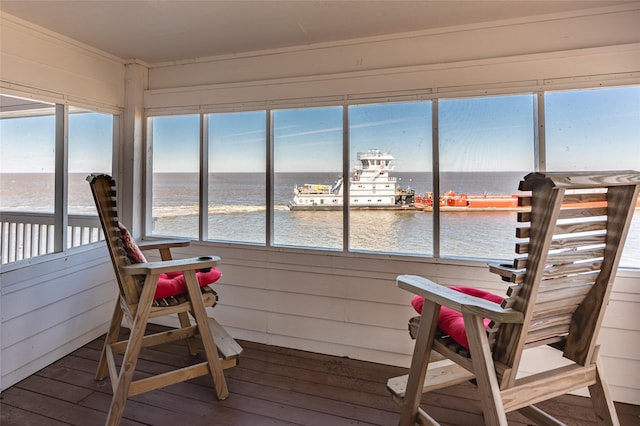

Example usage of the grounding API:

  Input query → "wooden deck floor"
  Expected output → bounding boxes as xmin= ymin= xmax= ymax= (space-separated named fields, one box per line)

xmin=2 ymin=324 xmax=639 ymax=426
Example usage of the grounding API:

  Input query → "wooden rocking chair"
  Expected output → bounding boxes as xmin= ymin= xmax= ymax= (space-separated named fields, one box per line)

xmin=87 ymin=174 xmax=242 ymax=426
xmin=387 ymin=171 xmax=640 ymax=425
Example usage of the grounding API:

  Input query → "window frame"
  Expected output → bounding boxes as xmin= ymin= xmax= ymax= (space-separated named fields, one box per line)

xmin=143 ymin=84 xmax=640 ymax=270
xmin=0 ymin=93 xmax=120 ymax=268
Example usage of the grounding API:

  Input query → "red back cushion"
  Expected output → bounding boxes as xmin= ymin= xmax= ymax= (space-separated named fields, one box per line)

xmin=118 ymin=222 xmax=147 ymax=263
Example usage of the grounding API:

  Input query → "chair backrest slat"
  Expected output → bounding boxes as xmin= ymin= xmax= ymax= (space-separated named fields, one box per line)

xmin=561 ymin=191 xmax=608 ymax=205
xmin=564 ymin=182 xmax=640 ymax=363
xmin=491 ymin=171 xmax=640 ymax=385
xmin=87 ymin=174 xmax=141 ymax=305
xmin=538 ymin=271 xmax=599 ymax=291
xmin=558 ymin=205 xmax=608 ymax=219
xmin=530 ymin=302 xmax=579 ymax=320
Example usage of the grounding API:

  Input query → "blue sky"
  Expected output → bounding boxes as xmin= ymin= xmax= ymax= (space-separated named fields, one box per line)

xmin=152 ymin=87 xmax=638 ymax=173
xmin=0 ymin=112 xmax=113 ymax=173
xmin=0 ymin=115 xmax=56 ymax=173
xmin=2 ymin=86 xmax=639 ymax=173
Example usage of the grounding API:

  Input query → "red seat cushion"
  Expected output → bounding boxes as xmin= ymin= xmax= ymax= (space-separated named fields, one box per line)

xmin=410 ymin=286 xmax=504 ymax=349
xmin=154 ymin=268 xmax=222 ymax=300
xmin=118 ymin=222 xmax=221 ymax=300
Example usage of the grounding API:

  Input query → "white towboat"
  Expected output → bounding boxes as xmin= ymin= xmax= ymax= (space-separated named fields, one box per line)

xmin=288 ymin=150 xmax=415 ymax=211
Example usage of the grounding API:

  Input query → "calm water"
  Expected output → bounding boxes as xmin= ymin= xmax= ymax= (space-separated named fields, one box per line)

xmin=2 ymin=172 xmax=639 ymax=266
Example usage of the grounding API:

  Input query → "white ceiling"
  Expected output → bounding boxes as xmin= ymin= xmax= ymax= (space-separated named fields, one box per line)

xmin=1 ymin=0 xmax=635 ymax=64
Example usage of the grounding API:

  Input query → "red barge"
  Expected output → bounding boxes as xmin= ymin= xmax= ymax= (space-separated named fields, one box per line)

xmin=415 ymin=191 xmax=640 ymax=212
xmin=415 ymin=191 xmax=525 ymax=211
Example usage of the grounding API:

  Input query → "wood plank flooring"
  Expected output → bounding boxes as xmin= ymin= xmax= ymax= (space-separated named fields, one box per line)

xmin=2 ymin=324 xmax=639 ymax=425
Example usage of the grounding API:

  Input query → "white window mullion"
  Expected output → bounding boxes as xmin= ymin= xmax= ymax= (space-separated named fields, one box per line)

xmin=431 ymin=100 xmax=440 ymax=259
xmin=54 ymin=103 xmax=68 ymax=253
xmin=342 ymin=106 xmax=350 ymax=252
xmin=266 ymin=109 xmax=274 ymax=246
xmin=535 ymin=91 xmax=546 ymax=173
xmin=200 ymin=113 xmax=209 ymax=241
xmin=144 ymin=117 xmax=153 ymax=237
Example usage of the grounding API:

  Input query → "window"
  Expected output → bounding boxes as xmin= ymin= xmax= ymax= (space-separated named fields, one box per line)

xmin=150 ymin=115 xmax=200 ymax=238
xmin=348 ymin=102 xmax=432 ymax=255
xmin=273 ymin=107 xmax=343 ymax=249
xmin=0 ymin=98 xmax=56 ymax=263
xmin=545 ymin=86 xmax=640 ymax=267
xmin=439 ymin=95 xmax=536 ymax=260
xmin=0 ymin=94 xmax=116 ymax=264
xmin=208 ymin=111 xmax=266 ymax=244
xmin=68 ymin=109 xmax=113 ymax=246
xmin=545 ymin=86 xmax=640 ymax=171
xmin=145 ymin=85 xmax=639 ymax=270
xmin=0 ymin=102 xmax=56 ymax=213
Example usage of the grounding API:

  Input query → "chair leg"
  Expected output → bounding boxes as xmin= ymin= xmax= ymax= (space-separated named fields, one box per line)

xmin=184 ymin=271 xmax=229 ymax=400
xmin=399 ymin=300 xmax=440 ymax=426
xmin=96 ymin=300 xmax=124 ymax=381
xmin=105 ymin=275 xmax=158 ymax=426
xmin=463 ymin=312 xmax=509 ymax=426
xmin=588 ymin=361 xmax=620 ymax=426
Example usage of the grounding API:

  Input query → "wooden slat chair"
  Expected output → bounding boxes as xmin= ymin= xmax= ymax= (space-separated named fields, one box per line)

xmin=387 ymin=171 xmax=640 ymax=425
xmin=87 ymin=174 xmax=242 ymax=426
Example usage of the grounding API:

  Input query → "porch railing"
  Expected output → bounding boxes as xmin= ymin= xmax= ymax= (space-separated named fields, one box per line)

xmin=0 ymin=211 xmax=104 ymax=265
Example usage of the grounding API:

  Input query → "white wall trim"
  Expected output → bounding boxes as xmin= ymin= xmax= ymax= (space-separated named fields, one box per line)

xmin=0 ymin=82 xmax=123 ymax=115
xmin=144 ymin=43 xmax=640 ymax=114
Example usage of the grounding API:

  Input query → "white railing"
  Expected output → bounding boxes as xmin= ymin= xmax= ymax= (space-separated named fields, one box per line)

xmin=0 ymin=211 xmax=104 ymax=265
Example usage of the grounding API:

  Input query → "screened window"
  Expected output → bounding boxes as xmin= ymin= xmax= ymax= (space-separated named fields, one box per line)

xmin=150 ymin=115 xmax=200 ymax=238
xmin=545 ymin=86 xmax=640 ymax=267
xmin=348 ymin=102 xmax=432 ymax=255
xmin=0 ymin=105 xmax=56 ymax=212
xmin=545 ymin=86 xmax=640 ymax=171
xmin=0 ymin=95 xmax=115 ymax=264
xmin=0 ymin=99 xmax=56 ymax=263
xmin=68 ymin=109 xmax=113 ymax=246
xmin=207 ymin=111 xmax=266 ymax=244
xmin=439 ymin=95 xmax=536 ymax=259
xmin=144 ymin=85 xmax=639 ymax=269
xmin=273 ymin=107 xmax=343 ymax=249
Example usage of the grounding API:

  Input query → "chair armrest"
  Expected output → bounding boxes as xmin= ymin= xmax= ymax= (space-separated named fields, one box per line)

xmin=120 ymin=256 xmax=220 ymax=276
xmin=397 ymin=274 xmax=523 ymax=324
xmin=137 ymin=239 xmax=191 ymax=251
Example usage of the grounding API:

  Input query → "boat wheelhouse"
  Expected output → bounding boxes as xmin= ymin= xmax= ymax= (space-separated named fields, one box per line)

xmin=288 ymin=150 xmax=415 ymax=210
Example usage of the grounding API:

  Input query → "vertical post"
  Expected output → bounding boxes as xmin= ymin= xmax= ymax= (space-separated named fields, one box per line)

xmin=343 ymin=105 xmax=350 ymax=252
xmin=266 ymin=109 xmax=274 ymax=246
xmin=122 ymin=60 xmax=148 ymax=238
xmin=535 ymin=91 xmax=546 ymax=173
xmin=54 ymin=103 xmax=68 ymax=253
xmin=112 ymin=114 xmax=121 ymax=189
xmin=200 ymin=113 xmax=209 ymax=241
xmin=431 ymin=100 xmax=440 ymax=259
